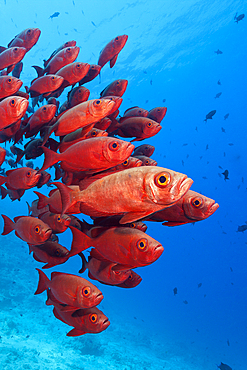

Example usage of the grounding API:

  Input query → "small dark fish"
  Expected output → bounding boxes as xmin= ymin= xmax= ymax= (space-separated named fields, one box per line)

xmin=143 ymin=71 xmax=147 ymax=74
xmin=228 ymin=143 xmax=234 ymax=146
xmin=215 ymin=49 xmax=223 ymax=54
xmin=150 ymin=80 xmax=152 ymax=85
xmin=234 ymin=13 xmax=245 ymax=23
xmin=224 ymin=113 xmax=229 ymax=120
xmin=222 ymin=169 xmax=229 ymax=180
xmin=218 ymin=165 xmax=223 ymax=169
xmin=197 ymin=283 xmax=202 ymax=288
xmin=217 ymin=362 xmax=232 ymax=370
xmin=215 ymin=92 xmax=222 ymax=99
xmin=217 ymin=80 xmax=221 ymax=85
xmin=162 ymin=98 xmax=166 ymax=102
xmin=221 ymin=127 xmax=226 ymax=133
xmin=237 ymin=223 xmax=247 ymax=233
xmin=183 ymin=300 xmax=188 ymax=304
xmin=49 ymin=12 xmax=60 ymax=19
xmin=202 ymin=176 xmax=207 ymax=179
xmin=227 ymin=339 xmax=230 ymax=346
xmin=230 ymin=267 xmax=233 ymax=272
xmin=206 ymin=144 xmax=209 ymax=150
xmin=91 ymin=21 xmax=96 ymax=27
xmin=173 ymin=287 xmax=177 ymax=295
xmin=204 ymin=110 xmax=216 ymax=122
xmin=181 ymin=160 xmax=184 ymax=166
xmin=182 ymin=143 xmax=188 ymax=146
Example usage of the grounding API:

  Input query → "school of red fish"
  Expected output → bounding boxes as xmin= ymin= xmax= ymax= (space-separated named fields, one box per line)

xmin=0 ymin=28 xmax=219 ymax=337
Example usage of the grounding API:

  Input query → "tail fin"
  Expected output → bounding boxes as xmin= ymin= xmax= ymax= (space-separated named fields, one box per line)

xmin=0 ymin=175 xmax=7 ymax=186
xmin=34 ymin=268 xmax=50 ymax=294
xmin=78 ymin=252 xmax=88 ymax=273
xmin=33 ymin=191 xmax=50 ymax=209
xmin=0 ymin=186 xmax=8 ymax=199
xmin=26 ymin=201 xmax=31 ymax=215
xmin=69 ymin=226 xmax=91 ymax=257
xmin=1 ymin=214 xmax=15 ymax=235
xmin=51 ymin=182 xmax=75 ymax=215
xmin=39 ymin=146 xmax=61 ymax=173
xmin=32 ymin=65 xmax=44 ymax=77
xmin=13 ymin=147 xmax=25 ymax=164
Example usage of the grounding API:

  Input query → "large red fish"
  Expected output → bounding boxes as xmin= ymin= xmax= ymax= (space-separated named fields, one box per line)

xmin=67 ymin=86 xmax=90 ymax=108
xmin=0 ymin=47 xmax=26 ymax=73
xmin=24 ymin=104 xmax=57 ymax=138
xmin=148 ymin=107 xmax=167 ymax=123
xmin=38 ymin=211 xmax=71 ymax=234
xmin=79 ymin=64 xmax=101 ymax=85
xmin=0 ymin=96 xmax=28 ymax=130
xmin=56 ymin=62 xmax=90 ymax=89
xmin=7 ymin=28 xmax=41 ymax=52
xmin=35 ymin=269 xmax=103 ymax=310
xmin=147 ymin=190 xmax=219 ymax=226
xmin=43 ymin=41 xmax=77 ymax=67
xmin=32 ymin=46 xmax=80 ymax=76
xmin=46 ymin=290 xmax=110 ymax=336
xmin=1 ymin=215 xmax=52 ymax=244
xmin=133 ymin=144 xmax=155 ymax=157
xmin=98 ymin=35 xmax=128 ymax=68
xmin=117 ymin=270 xmax=142 ymax=288
xmin=0 ymin=76 xmax=23 ymax=99
xmin=39 ymin=137 xmax=134 ymax=175
xmin=55 ymin=166 xmax=193 ymax=223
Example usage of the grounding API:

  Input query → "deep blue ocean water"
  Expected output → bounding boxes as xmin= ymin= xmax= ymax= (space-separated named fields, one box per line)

xmin=0 ymin=1 xmax=246 ymax=369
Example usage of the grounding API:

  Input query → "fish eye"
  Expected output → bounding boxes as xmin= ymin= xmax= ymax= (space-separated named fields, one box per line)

xmin=192 ymin=197 xmax=202 ymax=208
xmin=116 ymin=81 xmax=120 ymax=85
xmin=154 ymin=172 xmax=171 ymax=188
xmin=82 ymin=287 xmax=91 ymax=297
xmin=43 ymin=107 xmax=47 ymax=111
xmin=65 ymin=42 xmax=69 ymax=46
xmin=123 ymin=159 xmax=129 ymax=166
xmin=67 ymin=47 xmax=71 ymax=52
xmin=157 ymin=109 xmax=161 ymax=112
xmin=26 ymin=171 xmax=31 ymax=177
xmin=145 ymin=160 xmax=149 ymax=165
xmin=51 ymin=76 xmax=55 ymax=80
xmin=109 ymin=141 xmax=119 ymax=151
xmin=128 ymin=274 xmax=132 ymax=280
xmin=76 ymin=64 xmax=80 ymax=68
xmin=7 ymin=78 xmax=12 ymax=83
xmin=34 ymin=226 xmax=40 ymax=234
xmin=147 ymin=121 xmax=153 ymax=128
xmin=115 ymin=36 xmax=119 ymax=41
xmin=78 ymin=88 xmax=82 ymax=93
xmin=10 ymin=99 xmax=16 ymax=106
xmin=91 ymin=130 xmax=97 ymax=137
xmin=14 ymin=47 xmax=18 ymax=51
xmin=94 ymin=99 xmax=101 ymax=106
xmin=137 ymin=238 xmax=148 ymax=251
xmin=130 ymin=223 xmax=135 ymax=228
xmin=27 ymin=29 xmax=31 ymax=34
xmin=55 ymin=249 xmax=61 ymax=256
xmin=57 ymin=215 xmax=61 ymax=222
xmin=91 ymin=65 xmax=95 ymax=69
xmin=89 ymin=313 xmax=97 ymax=323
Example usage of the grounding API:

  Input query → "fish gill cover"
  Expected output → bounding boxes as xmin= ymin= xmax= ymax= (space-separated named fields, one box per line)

xmin=0 ymin=0 xmax=246 ymax=369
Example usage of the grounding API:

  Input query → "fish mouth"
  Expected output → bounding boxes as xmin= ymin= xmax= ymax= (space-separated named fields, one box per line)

xmin=126 ymin=142 xmax=135 ymax=156
xmin=96 ymin=293 xmax=104 ymax=303
xmin=102 ymin=318 xmax=110 ymax=329
xmin=179 ymin=176 xmax=193 ymax=196
xmin=208 ymin=202 xmax=219 ymax=215
xmin=153 ymin=244 xmax=164 ymax=259
xmin=19 ymin=98 xmax=29 ymax=114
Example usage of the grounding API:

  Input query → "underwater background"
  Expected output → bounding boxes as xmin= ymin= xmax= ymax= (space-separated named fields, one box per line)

xmin=0 ymin=0 xmax=246 ymax=369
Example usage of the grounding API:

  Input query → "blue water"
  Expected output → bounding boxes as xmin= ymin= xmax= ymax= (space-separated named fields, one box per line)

xmin=0 ymin=1 xmax=246 ymax=369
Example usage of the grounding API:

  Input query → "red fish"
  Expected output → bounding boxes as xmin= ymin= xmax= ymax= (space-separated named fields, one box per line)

xmin=147 ymin=190 xmax=219 ymax=226
xmin=67 ymin=86 xmax=90 ymax=108
xmin=39 ymin=137 xmax=134 ymax=175
xmin=133 ymin=144 xmax=155 ymax=157
xmin=0 ymin=167 xmax=41 ymax=190
xmin=117 ymin=270 xmax=142 ymax=288
xmin=134 ymin=155 xmax=157 ymax=166
xmin=109 ymin=116 xmax=162 ymax=142
xmin=0 ymin=75 xmax=23 ymax=99
xmin=8 ymin=28 xmax=41 ymax=52
xmin=55 ymin=166 xmax=193 ymax=223
xmin=47 ymin=290 xmax=110 ymax=336
xmin=148 ymin=107 xmax=167 ymax=123
xmin=79 ymin=252 xmax=131 ymax=286
xmin=0 ymin=47 xmax=26 ymax=73
xmin=0 ymin=96 xmax=28 ymax=130
xmin=1 ymin=215 xmax=52 ymax=244
xmin=100 ymin=79 xmax=128 ymax=97
xmin=94 ymin=117 xmax=112 ymax=131
xmin=32 ymin=46 xmax=80 ymax=76
xmin=45 ymin=98 xmax=115 ymax=139
xmin=25 ymin=75 xmax=64 ymax=98
xmin=79 ymin=64 xmax=101 ymax=85
xmin=55 ymin=62 xmax=90 ymax=89
xmin=98 ymin=35 xmax=128 ymax=68
xmin=35 ymin=269 xmax=103 ymax=310
xmin=24 ymin=104 xmax=57 ymax=138
xmin=122 ymin=106 xmax=149 ymax=119
xmin=43 ymin=41 xmax=77 ymax=67
xmin=38 ymin=211 xmax=71 ymax=234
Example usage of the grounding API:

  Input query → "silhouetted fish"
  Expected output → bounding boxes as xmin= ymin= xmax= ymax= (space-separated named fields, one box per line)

xmin=217 ymin=362 xmax=232 ymax=370
xmin=224 ymin=113 xmax=229 ymax=120
xmin=215 ymin=49 xmax=223 ymax=54
xmin=217 ymin=80 xmax=221 ymax=85
xmin=204 ymin=110 xmax=216 ymax=122
xmin=222 ymin=169 xmax=229 ymax=180
xmin=215 ymin=92 xmax=222 ymax=99
xmin=49 ymin=12 xmax=60 ymax=19
xmin=237 ymin=222 xmax=247 ymax=233
xmin=173 ymin=287 xmax=177 ymax=295
xmin=234 ymin=13 xmax=245 ymax=23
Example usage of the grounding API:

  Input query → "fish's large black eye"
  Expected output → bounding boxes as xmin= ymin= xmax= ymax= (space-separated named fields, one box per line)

xmin=192 ymin=197 xmax=202 ymax=208
xmin=14 ymin=47 xmax=18 ymax=51
xmin=115 ymin=37 xmax=119 ymax=41
xmin=10 ymin=99 xmax=15 ymax=106
xmin=90 ymin=313 xmax=97 ymax=323
xmin=55 ymin=249 xmax=61 ymax=256
xmin=137 ymin=238 xmax=148 ymax=251
xmin=34 ymin=226 xmax=40 ymax=234
xmin=27 ymin=29 xmax=31 ymax=34
xmin=154 ymin=172 xmax=170 ymax=188
xmin=109 ymin=141 xmax=119 ymax=151
xmin=82 ymin=287 xmax=91 ymax=297
xmin=147 ymin=121 xmax=153 ymax=128
xmin=7 ymin=78 xmax=12 ymax=83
